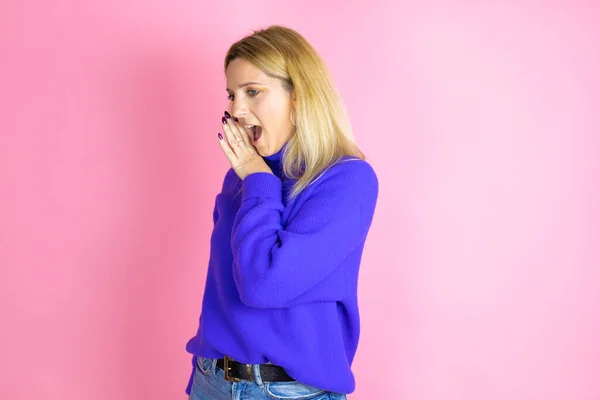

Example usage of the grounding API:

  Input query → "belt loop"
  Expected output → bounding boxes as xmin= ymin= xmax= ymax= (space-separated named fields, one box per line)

xmin=253 ymin=364 xmax=264 ymax=388
xmin=211 ymin=358 xmax=217 ymax=375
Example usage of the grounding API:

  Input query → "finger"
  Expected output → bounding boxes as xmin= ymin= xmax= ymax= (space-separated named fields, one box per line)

xmin=217 ymin=132 xmax=237 ymax=160
xmin=222 ymin=120 xmax=242 ymax=154
xmin=228 ymin=118 xmax=250 ymax=150
xmin=238 ymin=124 xmax=253 ymax=148
xmin=232 ymin=119 xmax=252 ymax=148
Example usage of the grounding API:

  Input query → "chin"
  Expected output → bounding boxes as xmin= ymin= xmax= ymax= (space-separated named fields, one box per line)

xmin=257 ymin=146 xmax=273 ymax=157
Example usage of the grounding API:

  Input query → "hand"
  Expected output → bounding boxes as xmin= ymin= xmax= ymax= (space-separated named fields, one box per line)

xmin=218 ymin=114 xmax=273 ymax=180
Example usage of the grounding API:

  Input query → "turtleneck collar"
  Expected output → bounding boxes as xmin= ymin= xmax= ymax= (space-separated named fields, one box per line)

xmin=262 ymin=141 xmax=289 ymax=179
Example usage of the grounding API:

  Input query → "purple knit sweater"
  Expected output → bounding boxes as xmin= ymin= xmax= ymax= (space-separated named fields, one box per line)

xmin=185 ymin=142 xmax=378 ymax=395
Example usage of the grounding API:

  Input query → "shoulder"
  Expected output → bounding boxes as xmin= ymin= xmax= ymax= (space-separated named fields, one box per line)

xmin=314 ymin=157 xmax=377 ymax=185
xmin=309 ymin=157 xmax=378 ymax=196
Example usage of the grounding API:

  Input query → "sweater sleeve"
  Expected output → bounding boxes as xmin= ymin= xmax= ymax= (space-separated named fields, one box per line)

xmin=231 ymin=160 xmax=378 ymax=309
xmin=185 ymin=176 xmax=226 ymax=395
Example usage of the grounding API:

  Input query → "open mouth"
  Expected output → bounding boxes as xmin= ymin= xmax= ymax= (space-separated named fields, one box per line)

xmin=246 ymin=125 xmax=263 ymax=142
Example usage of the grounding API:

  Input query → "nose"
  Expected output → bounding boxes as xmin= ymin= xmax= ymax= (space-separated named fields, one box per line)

xmin=230 ymin=99 xmax=249 ymax=121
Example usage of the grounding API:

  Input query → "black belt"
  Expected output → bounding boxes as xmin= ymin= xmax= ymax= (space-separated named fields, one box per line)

xmin=216 ymin=356 xmax=295 ymax=382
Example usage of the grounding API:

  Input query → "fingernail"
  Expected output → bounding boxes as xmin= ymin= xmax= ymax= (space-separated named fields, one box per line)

xmin=218 ymin=133 xmax=223 ymax=140
xmin=233 ymin=117 xmax=239 ymax=122
xmin=224 ymin=111 xmax=231 ymax=119
xmin=222 ymin=116 xmax=227 ymax=124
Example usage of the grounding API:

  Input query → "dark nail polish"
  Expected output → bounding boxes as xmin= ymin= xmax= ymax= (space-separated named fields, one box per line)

xmin=218 ymin=133 xmax=223 ymax=140
xmin=222 ymin=116 xmax=227 ymax=124
xmin=224 ymin=111 xmax=231 ymax=119
xmin=233 ymin=117 xmax=239 ymax=122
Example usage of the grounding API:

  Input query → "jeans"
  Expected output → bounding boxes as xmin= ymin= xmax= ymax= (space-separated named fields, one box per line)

xmin=189 ymin=357 xmax=348 ymax=400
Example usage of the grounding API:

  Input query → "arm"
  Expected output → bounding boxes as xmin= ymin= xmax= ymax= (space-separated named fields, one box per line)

xmin=185 ymin=169 xmax=230 ymax=396
xmin=231 ymin=160 xmax=378 ymax=309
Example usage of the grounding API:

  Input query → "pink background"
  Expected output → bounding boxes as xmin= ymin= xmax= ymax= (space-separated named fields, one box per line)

xmin=1 ymin=1 xmax=599 ymax=399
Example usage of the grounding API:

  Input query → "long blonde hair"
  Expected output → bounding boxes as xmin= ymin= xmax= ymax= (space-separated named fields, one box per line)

xmin=224 ymin=25 xmax=365 ymax=199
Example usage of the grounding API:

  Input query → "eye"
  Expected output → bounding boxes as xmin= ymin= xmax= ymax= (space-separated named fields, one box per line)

xmin=227 ymin=89 xmax=259 ymax=101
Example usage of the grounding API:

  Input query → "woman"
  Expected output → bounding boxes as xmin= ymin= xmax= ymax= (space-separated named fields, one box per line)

xmin=185 ymin=25 xmax=378 ymax=400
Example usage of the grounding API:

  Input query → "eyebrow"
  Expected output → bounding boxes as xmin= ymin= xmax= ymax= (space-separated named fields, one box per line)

xmin=225 ymin=82 xmax=265 ymax=92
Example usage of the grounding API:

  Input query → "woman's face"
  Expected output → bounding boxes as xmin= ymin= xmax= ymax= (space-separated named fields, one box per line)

xmin=225 ymin=58 xmax=295 ymax=157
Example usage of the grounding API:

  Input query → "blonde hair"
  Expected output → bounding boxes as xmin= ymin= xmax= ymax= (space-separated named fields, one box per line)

xmin=224 ymin=25 xmax=365 ymax=199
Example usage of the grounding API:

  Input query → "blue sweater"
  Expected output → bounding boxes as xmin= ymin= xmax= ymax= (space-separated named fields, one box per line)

xmin=185 ymin=142 xmax=379 ymax=395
